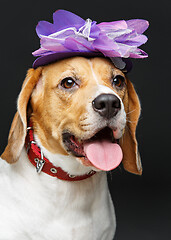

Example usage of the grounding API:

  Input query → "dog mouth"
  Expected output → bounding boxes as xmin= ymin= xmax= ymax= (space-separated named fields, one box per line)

xmin=62 ymin=127 xmax=123 ymax=171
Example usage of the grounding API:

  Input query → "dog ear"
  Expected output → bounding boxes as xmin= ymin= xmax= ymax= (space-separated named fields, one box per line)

xmin=120 ymin=79 xmax=142 ymax=175
xmin=1 ymin=67 xmax=42 ymax=164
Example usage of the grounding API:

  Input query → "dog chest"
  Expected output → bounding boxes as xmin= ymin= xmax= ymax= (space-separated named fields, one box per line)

xmin=0 ymin=153 xmax=115 ymax=239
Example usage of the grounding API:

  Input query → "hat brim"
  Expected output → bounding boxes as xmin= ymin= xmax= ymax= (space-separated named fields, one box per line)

xmin=33 ymin=51 xmax=132 ymax=72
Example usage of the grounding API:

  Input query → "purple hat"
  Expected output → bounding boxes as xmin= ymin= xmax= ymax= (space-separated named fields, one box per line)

xmin=32 ymin=10 xmax=149 ymax=72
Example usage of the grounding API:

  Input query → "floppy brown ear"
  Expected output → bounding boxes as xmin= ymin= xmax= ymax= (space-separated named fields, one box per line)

xmin=1 ymin=67 xmax=42 ymax=163
xmin=120 ymin=79 xmax=142 ymax=175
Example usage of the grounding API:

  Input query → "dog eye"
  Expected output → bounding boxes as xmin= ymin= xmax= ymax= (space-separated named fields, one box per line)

xmin=61 ymin=77 xmax=77 ymax=89
xmin=112 ymin=75 xmax=125 ymax=89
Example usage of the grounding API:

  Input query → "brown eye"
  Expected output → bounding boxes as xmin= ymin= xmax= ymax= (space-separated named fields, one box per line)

xmin=112 ymin=75 xmax=125 ymax=88
xmin=61 ymin=77 xmax=76 ymax=89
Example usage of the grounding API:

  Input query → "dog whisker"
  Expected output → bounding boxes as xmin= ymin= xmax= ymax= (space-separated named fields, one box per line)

xmin=126 ymin=119 xmax=137 ymax=124
xmin=124 ymin=123 xmax=132 ymax=135
xmin=126 ymin=116 xmax=142 ymax=124
xmin=118 ymin=166 xmax=123 ymax=174
xmin=126 ymin=109 xmax=136 ymax=115
xmin=107 ymin=171 xmax=113 ymax=181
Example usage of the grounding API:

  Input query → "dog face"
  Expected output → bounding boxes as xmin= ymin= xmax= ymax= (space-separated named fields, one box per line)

xmin=1 ymin=57 xmax=142 ymax=174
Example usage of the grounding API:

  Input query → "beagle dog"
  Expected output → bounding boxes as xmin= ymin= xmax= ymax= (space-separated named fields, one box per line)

xmin=0 ymin=56 xmax=141 ymax=240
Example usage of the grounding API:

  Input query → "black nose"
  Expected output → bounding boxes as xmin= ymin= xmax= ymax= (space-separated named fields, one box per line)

xmin=92 ymin=94 xmax=121 ymax=119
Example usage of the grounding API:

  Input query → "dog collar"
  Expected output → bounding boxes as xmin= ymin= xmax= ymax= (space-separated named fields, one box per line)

xmin=25 ymin=121 xmax=96 ymax=181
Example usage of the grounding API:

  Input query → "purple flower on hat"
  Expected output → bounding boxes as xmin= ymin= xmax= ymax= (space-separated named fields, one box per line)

xmin=95 ymin=19 xmax=149 ymax=58
xmin=33 ymin=10 xmax=100 ymax=56
xmin=32 ymin=10 xmax=149 ymax=68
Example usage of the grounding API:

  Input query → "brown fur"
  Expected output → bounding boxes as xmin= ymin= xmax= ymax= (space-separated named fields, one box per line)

xmin=1 ymin=57 xmax=142 ymax=175
xmin=121 ymin=79 xmax=142 ymax=174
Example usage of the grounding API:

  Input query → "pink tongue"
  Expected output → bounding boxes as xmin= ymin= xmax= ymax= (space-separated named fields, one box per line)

xmin=83 ymin=140 xmax=123 ymax=171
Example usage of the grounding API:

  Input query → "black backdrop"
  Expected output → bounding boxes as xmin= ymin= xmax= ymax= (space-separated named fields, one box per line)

xmin=0 ymin=0 xmax=170 ymax=239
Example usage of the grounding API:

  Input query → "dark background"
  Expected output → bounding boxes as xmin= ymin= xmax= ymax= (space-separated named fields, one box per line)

xmin=0 ymin=0 xmax=170 ymax=239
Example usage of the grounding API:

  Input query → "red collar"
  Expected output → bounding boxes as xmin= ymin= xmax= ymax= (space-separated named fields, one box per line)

xmin=25 ymin=121 xmax=96 ymax=181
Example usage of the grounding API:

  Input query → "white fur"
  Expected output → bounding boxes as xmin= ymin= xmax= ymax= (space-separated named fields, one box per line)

xmin=0 ymin=148 xmax=116 ymax=240
xmin=79 ymin=84 xmax=126 ymax=141
xmin=95 ymin=85 xmax=126 ymax=140
xmin=88 ymin=60 xmax=99 ymax=84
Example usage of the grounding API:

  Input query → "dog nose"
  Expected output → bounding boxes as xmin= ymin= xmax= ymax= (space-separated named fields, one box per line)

xmin=92 ymin=94 xmax=121 ymax=119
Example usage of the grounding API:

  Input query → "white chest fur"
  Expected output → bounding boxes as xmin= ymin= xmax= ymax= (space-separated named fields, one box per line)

xmin=0 ymin=149 xmax=116 ymax=240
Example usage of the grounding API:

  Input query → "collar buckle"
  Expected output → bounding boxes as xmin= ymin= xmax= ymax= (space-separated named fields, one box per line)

xmin=35 ymin=158 xmax=45 ymax=173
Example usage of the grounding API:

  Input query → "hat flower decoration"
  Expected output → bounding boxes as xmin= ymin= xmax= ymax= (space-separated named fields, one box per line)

xmin=32 ymin=10 xmax=149 ymax=70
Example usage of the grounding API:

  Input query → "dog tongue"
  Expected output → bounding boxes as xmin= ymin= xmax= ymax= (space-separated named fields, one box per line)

xmin=83 ymin=140 xmax=123 ymax=171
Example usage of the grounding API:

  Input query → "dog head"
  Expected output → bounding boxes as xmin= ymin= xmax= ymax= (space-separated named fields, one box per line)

xmin=1 ymin=56 xmax=142 ymax=175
